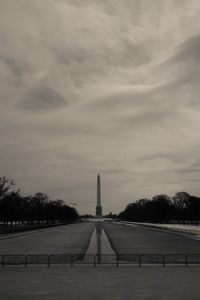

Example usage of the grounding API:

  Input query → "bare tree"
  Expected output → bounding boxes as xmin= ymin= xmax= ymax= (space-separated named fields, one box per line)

xmin=172 ymin=192 xmax=190 ymax=208
xmin=0 ymin=176 xmax=15 ymax=199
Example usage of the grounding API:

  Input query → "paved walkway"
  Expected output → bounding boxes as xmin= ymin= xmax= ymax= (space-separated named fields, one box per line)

xmin=121 ymin=222 xmax=200 ymax=237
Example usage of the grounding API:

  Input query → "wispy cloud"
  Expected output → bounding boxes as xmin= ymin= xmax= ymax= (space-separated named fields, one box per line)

xmin=18 ymin=85 xmax=67 ymax=111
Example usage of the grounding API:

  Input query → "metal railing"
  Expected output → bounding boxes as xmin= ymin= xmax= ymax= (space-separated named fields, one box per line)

xmin=1 ymin=253 xmax=200 ymax=267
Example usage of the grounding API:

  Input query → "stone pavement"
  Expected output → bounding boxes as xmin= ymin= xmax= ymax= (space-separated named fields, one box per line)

xmin=0 ymin=266 xmax=200 ymax=300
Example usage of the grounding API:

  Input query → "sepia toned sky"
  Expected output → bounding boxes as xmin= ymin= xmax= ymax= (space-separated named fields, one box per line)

xmin=1 ymin=0 xmax=200 ymax=214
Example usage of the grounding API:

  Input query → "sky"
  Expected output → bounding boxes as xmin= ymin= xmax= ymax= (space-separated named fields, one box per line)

xmin=1 ymin=0 xmax=200 ymax=214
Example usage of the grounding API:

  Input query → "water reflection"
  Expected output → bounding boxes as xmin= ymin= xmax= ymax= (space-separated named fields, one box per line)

xmin=85 ymin=221 xmax=115 ymax=264
xmin=96 ymin=221 xmax=102 ymax=264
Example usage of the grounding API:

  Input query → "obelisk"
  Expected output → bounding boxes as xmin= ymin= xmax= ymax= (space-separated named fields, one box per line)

xmin=96 ymin=174 xmax=102 ymax=217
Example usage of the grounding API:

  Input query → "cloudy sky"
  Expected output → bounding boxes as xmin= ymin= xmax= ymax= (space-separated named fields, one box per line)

xmin=1 ymin=0 xmax=200 ymax=214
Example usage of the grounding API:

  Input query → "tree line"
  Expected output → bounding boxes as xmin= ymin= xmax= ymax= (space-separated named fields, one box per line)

xmin=0 ymin=176 xmax=79 ymax=226
xmin=118 ymin=192 xmax=200 ymax=224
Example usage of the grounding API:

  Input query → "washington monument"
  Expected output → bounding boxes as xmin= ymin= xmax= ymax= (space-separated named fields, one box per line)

xmin=96 ymin=174 xmax=102 ymax=217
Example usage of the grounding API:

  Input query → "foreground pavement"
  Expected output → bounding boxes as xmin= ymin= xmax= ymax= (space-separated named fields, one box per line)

xmin=0 ymin=266 xmax=200 ymax=300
